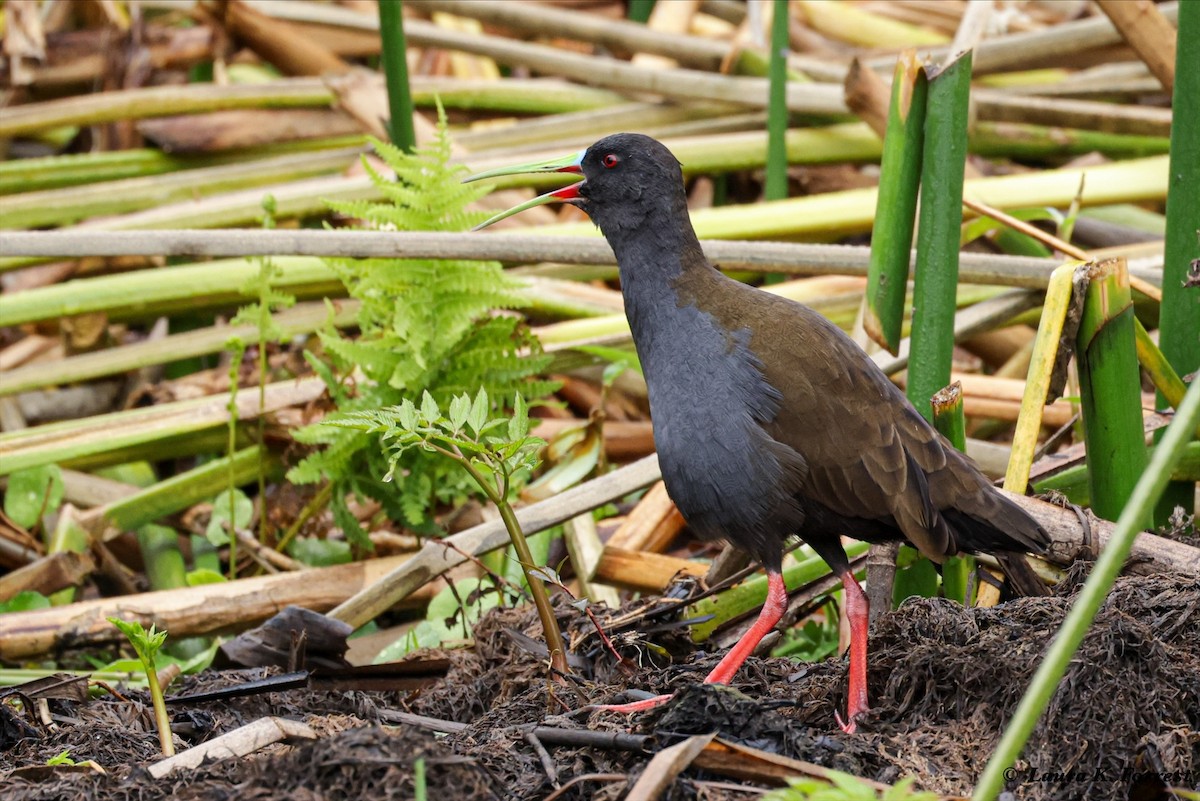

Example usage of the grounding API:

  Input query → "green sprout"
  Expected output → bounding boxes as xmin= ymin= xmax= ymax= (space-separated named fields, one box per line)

xmin=108 ymin=618 xmax=174 ymax=756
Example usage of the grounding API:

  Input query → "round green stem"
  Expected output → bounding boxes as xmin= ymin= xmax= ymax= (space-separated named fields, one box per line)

xmin=972 ymin=374 xmax=1200 ymax=800
xmin=455 ymin=455 xmax=569 ymax=677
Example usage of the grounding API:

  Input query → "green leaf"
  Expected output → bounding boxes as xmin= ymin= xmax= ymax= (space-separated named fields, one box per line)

xmin=373 ymin=577 xmax=503 ymax=662
xmin=184 ymin=569 xmax=227 ymax=586
xmin=420 ymin=390 xmax=440 ymax=423
xmin=447 ymin=393 xmax=470 ymax=432
xmin=397 ymin=398 xmax=419 ymax=432
xmin=288 ymin=536 xmax=353 ymax=567
xmin=331 ymin=492 xmax=373 ymax=551
xmin=45 ymin=751 xmax=77 ymax=766
xmin=0 ymin=590 xmax=52 ymax=613
xmin=205 ymin=489 xmax=253 ymax=546
xmin=430 ymin=433 xmax=485 ymax=456
xmin=287 ymin=121 xmax=560 ymax=539
xmin=468 ymin=387 xmax=489 ymax=435
xmin=4 ymin=464 xmax=65 ymax=529
xmin=509 ymin=393 xmax=529 ymax=441
xmin=527 ymin=564 xmax=562 ymax=585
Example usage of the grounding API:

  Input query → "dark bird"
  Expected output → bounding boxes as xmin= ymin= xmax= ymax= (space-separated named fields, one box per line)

xmin=466 ymin=133 xmax=1049 ymax=732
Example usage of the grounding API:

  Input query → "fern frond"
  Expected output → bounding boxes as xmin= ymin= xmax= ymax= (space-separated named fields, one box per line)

xmin=298 ymin=113 xmax=560 ymax=535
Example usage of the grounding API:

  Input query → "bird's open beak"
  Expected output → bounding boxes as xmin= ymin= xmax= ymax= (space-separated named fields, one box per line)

xmin=463 ymin=150 xmax=585 ymax=230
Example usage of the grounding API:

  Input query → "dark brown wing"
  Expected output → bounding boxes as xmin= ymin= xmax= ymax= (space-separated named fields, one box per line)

xmin=707 ymin=278 xmax=1046 ymax=563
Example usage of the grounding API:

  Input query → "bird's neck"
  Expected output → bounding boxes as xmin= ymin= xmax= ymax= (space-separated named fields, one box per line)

xmin=606 ymin=199 xmax=709 ymax=302
xmin=606 ymin=200 xmax=715 ymax=352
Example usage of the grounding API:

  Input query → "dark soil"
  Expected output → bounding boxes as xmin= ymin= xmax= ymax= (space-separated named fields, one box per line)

xmin=3 ymin=567 xmax=1198 ymax=801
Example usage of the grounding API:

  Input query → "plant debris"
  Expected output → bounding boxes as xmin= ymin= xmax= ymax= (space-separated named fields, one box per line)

xmin=3 ymin=568 xmax=1197 ymax=801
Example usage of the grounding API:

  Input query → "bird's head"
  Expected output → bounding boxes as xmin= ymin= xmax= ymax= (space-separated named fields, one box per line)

xmin=465 ymin=133 xmax=685 ymax=235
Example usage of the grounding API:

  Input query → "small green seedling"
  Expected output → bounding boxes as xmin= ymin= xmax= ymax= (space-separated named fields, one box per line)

xmin=108 ymin=618 xmax=174 ymax=756
xmin=45 ymin=750 xmax=77 ymax=766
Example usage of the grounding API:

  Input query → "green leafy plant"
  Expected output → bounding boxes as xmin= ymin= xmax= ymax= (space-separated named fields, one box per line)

xmin=0 ymin=590 xmax=51 ymax=613
xmin=206 ymin=488 xmax=253 ymax=547
xmin=230 ymin=194 xmax=295 ymax=543
xmin=217 ymin=194 xmax=295 ymax=577
xmin=772 ymin=600 xmax=840 ymax=663
xmin=107 ymin=618 xmax=174 ymax=756
xmin=288 ymin=119 xmax=556 ymax=550
xmin=4 ymin=464 xmax=64 ymax=531
xmin=763 ymin=771 xmax=937 ymax=801
xmin=329 ymin=388 xmax=568 ymax=675
xmin=44 ymin=750 xmax=78 ymax=766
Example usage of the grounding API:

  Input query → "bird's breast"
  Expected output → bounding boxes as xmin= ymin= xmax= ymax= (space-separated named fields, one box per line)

xmin=629 ymin=298 xmax=807 ymax=549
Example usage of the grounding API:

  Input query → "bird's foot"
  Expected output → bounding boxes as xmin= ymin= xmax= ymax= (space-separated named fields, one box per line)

xmin=835 ymin=695 xmax=869 ymax=734
xmin=592 ymin=693 xmax=674 ymax=714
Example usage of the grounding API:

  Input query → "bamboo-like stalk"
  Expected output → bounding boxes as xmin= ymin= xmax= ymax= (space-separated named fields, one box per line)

xmin=908 ymin=50 xmax=972 ymax=422
xmin=972 ymin=90 xmax=1171 ymax=139
xmin=796 ymin=0 xmax=948 ymax=47
xmin=0 ymin=302 xmax=359 ymax=398
xmin=1133 ymin=319 xmax=1198 ymax=436
xmin=0 ymin=257 xmax=339 ymax=328
xmin=860 ymin=2 xmax=1179 ymax=76
xmin=639 ymin=154 xmax=1171 ymax=243
xmin=1004 ymin=263 xmax=1079 ymax=492
xmin=763 ymin=0 xmax=791 ymax=201
xmin=0 ymin=379 xmax=324 ymax=476
xmin=394 ymin=18 xmax=850 ymax=115
xmin=1075 ymin=259 xmax=1150 ymax=525
xmin=136 ymin=525 xmax=188 ymax=592
xmin=408 ymin=0 xmax=725 ymax=72
xmin=95 ymin=447 xmax=271 ymax=537
xmin=1155 ymin=0 xmax=1200 ymax=524
xmin=453 ymin=102 xmax=730 ymax=153
xmin=1080 ymin=204 xmax=1166 ymax=235
xmin=931 ymin=382 xmax=966 ymax=450
xmin=0 ymin=80 xmax=333 ymax=139
xmin=0 ymin=136 xmax=366 ymax=195
xmin=46 ymin=510 xmax=89 ymax=605
xmin=1035 ymin=442 xmax=1200 ymax=503
xmin=0 ymin=230 xmax=1080 ymax=286
xmin=0 ymin=77 xmax=624 ymax=139
xmin=627 ymin=0 xmax=655 ymax=23
xmin=0 ymin=150 xmax=1169 ymax=274
xmin=865 ymin=52 xmax=926 ymax=355
xmin=377 ymin=0 xmax=416 ymax=152
xmin=0 ymin=148 xmax=361 ymax=230
xmin=0 ymin=150 xmax=188 ymax=195
xmin=932 ymin=379 xmax=978 ymax=607
xmin=0 ymin=257 xmax=622 ymax=329
xmin=1095 ymin=0 xmax=1177 ymax=92
xmin=972 ymin=374 xmax=1200 ymax=801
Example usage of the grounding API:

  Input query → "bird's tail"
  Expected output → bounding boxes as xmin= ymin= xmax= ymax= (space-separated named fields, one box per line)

xmin=942 ymin=492 xmax=1051 ymax=597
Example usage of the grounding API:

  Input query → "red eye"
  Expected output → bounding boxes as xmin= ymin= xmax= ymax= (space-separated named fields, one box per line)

xmin=602 ymin=154 xmax=620 ymax=168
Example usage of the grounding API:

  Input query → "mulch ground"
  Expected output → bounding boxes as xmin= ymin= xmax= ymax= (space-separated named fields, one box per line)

xmin=3 ymin=565 xmax=1198 ymax=801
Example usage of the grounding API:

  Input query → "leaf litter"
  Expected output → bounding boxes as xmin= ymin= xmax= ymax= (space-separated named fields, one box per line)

xmin=2 ymin=567 xmax=1197 ymax=801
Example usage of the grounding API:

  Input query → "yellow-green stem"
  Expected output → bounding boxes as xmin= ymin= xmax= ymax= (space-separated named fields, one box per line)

xmin=456 ymin=456 xmax=568 ymax=677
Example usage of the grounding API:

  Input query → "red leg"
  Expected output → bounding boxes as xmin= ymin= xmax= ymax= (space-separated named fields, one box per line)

xmin=836 ymin=571 xmax=870 ymax=734
xmin=702 ymin=570 xmax=787 ymax=684
xmin=596 ymin=571 xmax=788 ymax=714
